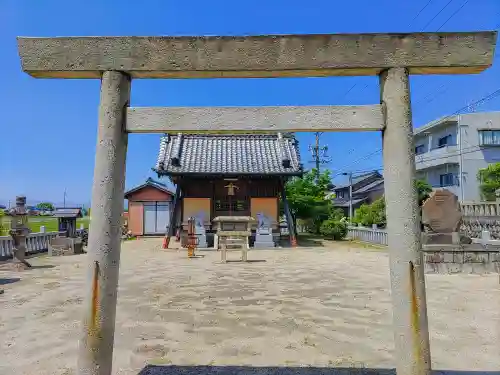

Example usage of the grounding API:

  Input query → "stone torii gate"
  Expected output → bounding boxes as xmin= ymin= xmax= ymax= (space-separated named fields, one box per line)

xmin=17 ymin=32 xmax=497 ymax=375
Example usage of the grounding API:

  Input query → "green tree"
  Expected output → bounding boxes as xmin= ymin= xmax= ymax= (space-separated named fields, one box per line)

xmin=477 ymin=163 xmax=500 ymax=201
xmin=36 ymin=202 xmax=54 ymax=211
xmin=353 ymin=197 xmax=386 ymax=227
xmin=320 ymin=217 xmax=348 ymax=240
xmin=353 ymin=179 xmax=430 ymax=227
xmin=415 ymin=179 xmax=432 ymax=205
xmin=285 ymin=168 xmax=334 ymax=234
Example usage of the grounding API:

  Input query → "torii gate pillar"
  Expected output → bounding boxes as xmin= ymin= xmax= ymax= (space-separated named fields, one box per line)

xmin=381 ymin=67 xmax=431 ymax=375
xmin=77 ymin=71 xmax=130 ymax=375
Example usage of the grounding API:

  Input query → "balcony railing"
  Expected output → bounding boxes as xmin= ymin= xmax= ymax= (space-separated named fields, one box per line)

xmin=415 ymin=145 xmax=459 ymax=170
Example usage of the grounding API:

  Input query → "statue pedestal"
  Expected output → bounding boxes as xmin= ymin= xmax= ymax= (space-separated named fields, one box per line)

xmin=195 ymin=227 xmax=207 ymax=248
xmin=254 ymin=229 xmax=275 ymax=249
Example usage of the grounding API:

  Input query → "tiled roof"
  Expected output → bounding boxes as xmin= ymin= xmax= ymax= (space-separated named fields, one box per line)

xmin=354 ymin=179 xmax=384 ymax=194
xmin=124 ymin=178 xmax=175 ymax=198
xmin=334 ymin=171 xmax=382 ymax=190
xmin=332 ymin=197 xmax=367 ymax=207
xmin=52 ymin=208 xmax=82 ymax=218
xmin=154 ymin=133 xmax=303 ymax=176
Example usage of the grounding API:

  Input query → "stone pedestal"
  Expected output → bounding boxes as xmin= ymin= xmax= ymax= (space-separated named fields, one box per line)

xmin=254 ymin=232 xmax=275 ymax=249
xmin=48 ymin=237 xmax=84 ymax=256
xmin=213 ymin=234 xmax=219 ymax=250
xmin=254 ymin=213 xmax=275 ymax=249
xmin=195 ymin=226 xmax=207 ymax=248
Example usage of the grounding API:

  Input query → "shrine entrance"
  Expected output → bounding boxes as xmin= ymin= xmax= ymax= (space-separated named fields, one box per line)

xmin=17 ymin=31 xmax=497 ymax=375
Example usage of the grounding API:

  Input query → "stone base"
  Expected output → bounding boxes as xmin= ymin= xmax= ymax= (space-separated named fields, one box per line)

xmin=48 ymin=237 xmax=84 ymax=256
xmin=422 ymin=232 xmax=472 ymax=245
xmin=423 ymin=243 xmax=500 ymax=275
xmin=254 ymin=233 xmax=275 ymax=249
xmin=5 ymin=262 xmax=31 ymax=271
xmin=196 ymin=234 xmax=207 ymax=248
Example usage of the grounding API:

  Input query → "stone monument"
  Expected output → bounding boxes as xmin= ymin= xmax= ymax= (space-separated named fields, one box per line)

xmin=8 ymin=196 xmax=32 ymax=270
xmin=421 ymin=189 xmax=471 ymax=245
xmin=254 ymin=212 xmax=275 ymax=249
xmin=194 ymin=211 xmax=207 ymax=248
xmin=421 ymin=189 xmax=500 ymax=275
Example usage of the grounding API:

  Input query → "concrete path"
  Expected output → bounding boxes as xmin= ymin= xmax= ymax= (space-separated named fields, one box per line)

xmin=0 ymin=239 xmax=498 ymax=375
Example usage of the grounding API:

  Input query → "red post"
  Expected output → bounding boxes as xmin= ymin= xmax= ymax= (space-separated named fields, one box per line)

xmin=162 ymin=236 xmax=170 ymax=249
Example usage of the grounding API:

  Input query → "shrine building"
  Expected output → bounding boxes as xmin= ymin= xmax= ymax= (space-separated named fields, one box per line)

xmin=154 ymin=133 xmax=303 ymax=247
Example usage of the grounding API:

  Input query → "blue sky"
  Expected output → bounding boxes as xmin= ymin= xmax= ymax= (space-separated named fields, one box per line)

xmin=1 ymin=0 xmax=499 ymax=207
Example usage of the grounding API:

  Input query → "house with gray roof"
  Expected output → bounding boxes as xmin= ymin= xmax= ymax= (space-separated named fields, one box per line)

xmin=331 ymin=171 xmax=384 ymax=216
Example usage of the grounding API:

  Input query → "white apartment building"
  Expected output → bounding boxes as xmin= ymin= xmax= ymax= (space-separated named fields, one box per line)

xmin=414 ymin=111 xmax=500 ymax=202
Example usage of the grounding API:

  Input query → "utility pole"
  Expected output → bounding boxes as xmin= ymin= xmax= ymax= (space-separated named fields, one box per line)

xmin=63 ymin=189 xmax=67 ymax=208
xmin=342 ymin=172 xmax=353 ymax=223
xmin=308 ymin=132 xmax=331 ymax=178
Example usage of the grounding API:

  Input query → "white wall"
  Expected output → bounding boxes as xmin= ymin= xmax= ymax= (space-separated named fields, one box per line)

xmin=414 ymin=112 xmax=500 ymax=202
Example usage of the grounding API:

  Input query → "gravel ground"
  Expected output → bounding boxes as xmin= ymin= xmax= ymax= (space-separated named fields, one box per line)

xmin=0 ymin=239 xmax=498 ymax=375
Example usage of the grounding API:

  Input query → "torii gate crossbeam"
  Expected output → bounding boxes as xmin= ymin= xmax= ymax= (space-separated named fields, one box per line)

xmin=17 ymin=31 xmax=497 ymax=375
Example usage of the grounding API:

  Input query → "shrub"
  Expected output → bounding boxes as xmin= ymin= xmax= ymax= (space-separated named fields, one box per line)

xmin=329 ymin=207 xmax=345 ymax=221
xmin=352 ymin=197 xmax=386 ymax=227
xmin=320 ymin=218 xmax=348 ymax=240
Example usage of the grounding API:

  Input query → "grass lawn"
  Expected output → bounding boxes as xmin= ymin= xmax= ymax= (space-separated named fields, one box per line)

xmin=0 ymin=216 xmax=90 ymax=235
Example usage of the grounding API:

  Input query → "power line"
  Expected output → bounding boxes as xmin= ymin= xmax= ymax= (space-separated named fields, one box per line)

xmin=412 ymin=2 xmax=493 ymax=107
xmin=337 ymin=144 xmax=490 ymax=178
xmin=339 ymin=0 xmax=476 ymax=110
xmin=331 ymin=5 xmax=498 ymax=176
xmin=332 ymin=1 xmax=446 ymax=105
xmin=411 ymin=0 xmax=435 ymax=23
xmin=415 ymin=11 xmax=498 ymax=111
xmin=336 ymin=87 xmax=500 ymax=174
xmin=436 ymin=0 xmax=470 ymax=30
xmin=416 ymin=144 xmax=487 ymax=164
xmin=336 ymin=149 xmax=382 ymax=172
xmin=340 ymin=83 xmax=358 ymax=99
xmin=421 ymin=0 xmax=456 ymax=30
xmin=335 ymin=144 xmax=494 ymax=184
xmin=332 ymin=167 xmax=383 ymax=178
xmin=413 ymin=84 xmax=448 ymax=105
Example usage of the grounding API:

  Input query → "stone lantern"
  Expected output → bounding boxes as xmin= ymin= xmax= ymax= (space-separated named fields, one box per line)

xmin=9 ymin=196 xmax=32 ymax=269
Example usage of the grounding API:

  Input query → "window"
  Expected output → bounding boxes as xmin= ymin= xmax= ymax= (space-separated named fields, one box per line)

xmin=438 ymin=135 xmax=452 ymax=148
xmin=415 ymin=144 xmax=425 ymax=155
xmin=439 ymin=173 xmax=455 ymax=187
xmin=479 ymin=130 xmax=500 ymax=146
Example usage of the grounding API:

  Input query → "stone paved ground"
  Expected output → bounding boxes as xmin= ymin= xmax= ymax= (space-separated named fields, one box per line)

xmin=0 ymin=239 xmax=499 ymax=375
